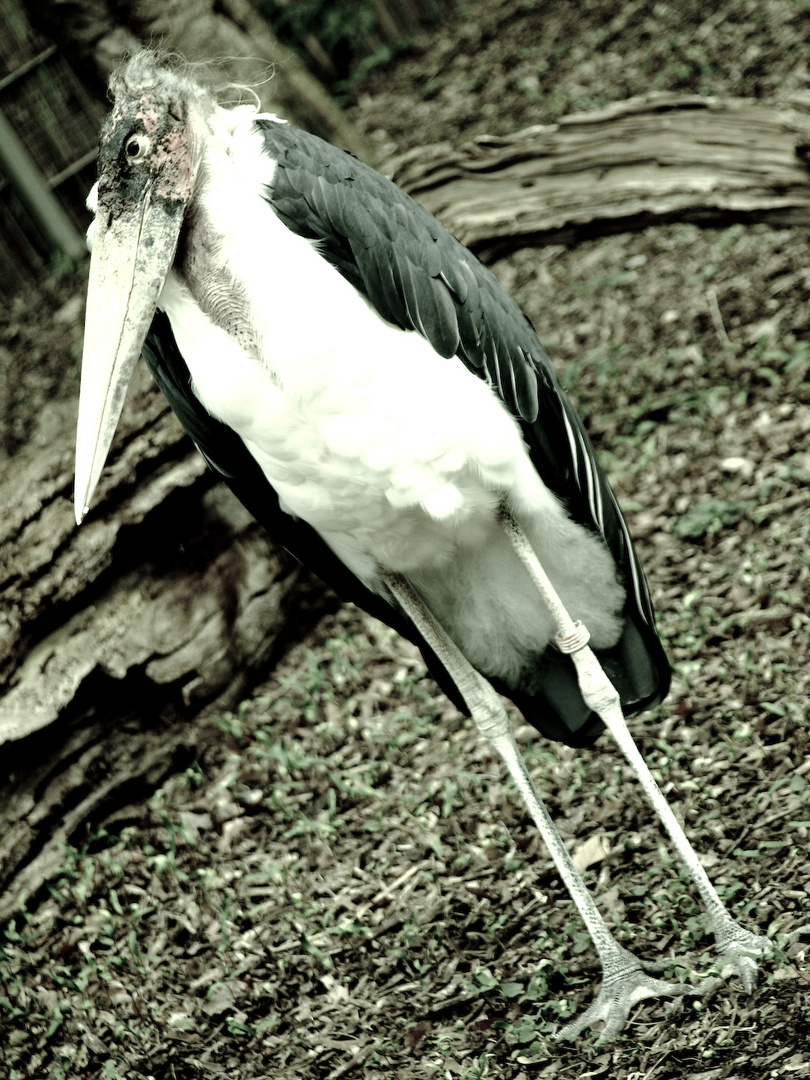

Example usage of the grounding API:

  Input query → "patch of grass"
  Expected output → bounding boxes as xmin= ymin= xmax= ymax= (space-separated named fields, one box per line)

xmin=673 ymin=498 xmax=752 ymax=540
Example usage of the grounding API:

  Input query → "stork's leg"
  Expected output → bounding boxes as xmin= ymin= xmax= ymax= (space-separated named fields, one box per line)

xmin=382 ymin=568 xmax=703 ymax=1043
xmin=498 ymin=503 xmax=809 ymax=994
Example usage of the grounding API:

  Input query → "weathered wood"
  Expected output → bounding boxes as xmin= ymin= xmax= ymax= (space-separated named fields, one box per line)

xmin=0 ymin=360 xmax=301 ymax=748
xmin=392 ymin=94 xmax=810 ymax=258
xmin=0 ymin=712 xmax=195 ymax=923
xmin=0 ymin=365 xmax=304 ymax=915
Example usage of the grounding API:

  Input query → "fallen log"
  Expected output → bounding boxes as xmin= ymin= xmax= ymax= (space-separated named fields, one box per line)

xmin=0 ymin=361 xmax=306 ymax=919
xmin=392 ymin=93 xmax=810 ymax=258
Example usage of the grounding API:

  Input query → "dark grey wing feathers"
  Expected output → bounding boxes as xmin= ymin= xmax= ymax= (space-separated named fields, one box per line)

xmin=258 ymin=120 xmax=669 ymax=729
xmin=360 ymin=241 xmax=403 ymax=327
xmin=516 ymin=346 xmax=540 ymax=419
xmin=259 ymin=120 xmax=625 ymax=550
xmin=389 ymin=246 xmax=460 ymax=357
xmin=261 ymin=118 xmax=545 ymax=415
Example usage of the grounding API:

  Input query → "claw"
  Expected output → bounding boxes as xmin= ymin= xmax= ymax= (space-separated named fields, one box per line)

xmin=712 ymin=919 xmax=810 ymax=990
xmin=552 ymin=921 xmax=809 ymax=1043
xmin=551 ymin=946 xmax=710 ymax=1044
xmin=552 ymin=961 xmax=701 ymax=1043
xmin=716 ymin=927 xmax=770 ymax=992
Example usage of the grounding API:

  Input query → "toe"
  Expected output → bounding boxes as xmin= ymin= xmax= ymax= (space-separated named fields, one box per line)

xmin=552 ymin=966 xmax=701 ymax=1043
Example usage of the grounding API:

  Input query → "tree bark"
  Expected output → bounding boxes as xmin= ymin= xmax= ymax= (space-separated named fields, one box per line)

xmin=24 ymin=0 xmax=373 ymax=159
xmin=3 ymin=91 xmax=810 ymax=919
xmin=0 ymin=357 xmax=305 ymax=739
xmin=391 ymin=93 xmax=810 ymax=259
xmin=0 ymin=365 xmax=311 ymax=920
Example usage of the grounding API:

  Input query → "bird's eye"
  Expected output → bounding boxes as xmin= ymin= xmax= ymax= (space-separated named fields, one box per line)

xmin=125 ymin=133 xmax=151 ymax=163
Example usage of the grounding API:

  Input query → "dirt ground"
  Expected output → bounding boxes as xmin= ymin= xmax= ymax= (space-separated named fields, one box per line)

xmin=2 ymin=0 xmax=810 ymax=1078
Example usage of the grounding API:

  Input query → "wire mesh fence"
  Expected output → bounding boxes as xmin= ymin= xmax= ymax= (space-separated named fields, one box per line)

xmin=0 ymin=0 xmax=103 ymax=297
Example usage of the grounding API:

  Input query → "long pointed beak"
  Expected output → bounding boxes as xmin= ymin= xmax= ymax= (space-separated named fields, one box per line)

xmin=75 ymin=188 xmax=184 ymax=523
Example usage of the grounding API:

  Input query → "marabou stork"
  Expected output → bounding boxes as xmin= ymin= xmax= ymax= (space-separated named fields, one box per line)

xmin=75 ymin=51 xmax=804 ymax=1040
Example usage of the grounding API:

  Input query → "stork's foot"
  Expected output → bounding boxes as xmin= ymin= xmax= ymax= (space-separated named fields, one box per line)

xmin=713 ymin=919 xmax=810 ymax=990
xmin=553 ymin=947 xmax=704 ymax=1044
xmin=713 ymin=920 xmax=772 ymax=991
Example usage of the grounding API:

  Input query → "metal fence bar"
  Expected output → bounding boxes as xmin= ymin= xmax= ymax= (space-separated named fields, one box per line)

xmin=49 ymin=148 xmax=97 ymax=190
xmin=0 ymin=45 xmax=57 ymax=92
xmin=0 ymin=106 xmax=86 ymax=260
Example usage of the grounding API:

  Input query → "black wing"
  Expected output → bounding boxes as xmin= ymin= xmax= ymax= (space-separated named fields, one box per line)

xmin=260 ymin=119 xmax=544 ymax=423
xmin=259 ymin=121 xmax=669 ymax=741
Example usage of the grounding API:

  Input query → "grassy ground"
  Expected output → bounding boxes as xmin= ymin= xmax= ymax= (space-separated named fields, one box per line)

xmin=2 ymin=1 xmax=810 ymax=1077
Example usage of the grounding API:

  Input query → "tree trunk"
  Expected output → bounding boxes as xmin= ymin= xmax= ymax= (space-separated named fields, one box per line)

xmin=23 ymin=0 xmax=374 ymax=159
xmin=391 ymin=93 xmax=810 ymax=259
xmin=0 ymin=360 xmax=308 ymax=713
xmin=3 ymin=91 xmax=810 ymax=919
xmin=0 ymin=363 xmax=316 ymax=921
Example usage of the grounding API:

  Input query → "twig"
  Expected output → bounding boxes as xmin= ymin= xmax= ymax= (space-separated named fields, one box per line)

xmin=326 ymin=1042 xmax=376 ymax=1080
xmin=707 ymin=287 xmax=735 ymax=350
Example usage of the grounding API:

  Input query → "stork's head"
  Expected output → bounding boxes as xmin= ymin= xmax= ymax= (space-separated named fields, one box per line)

xmin=75 ymin=52 xmax=213 ymax=523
